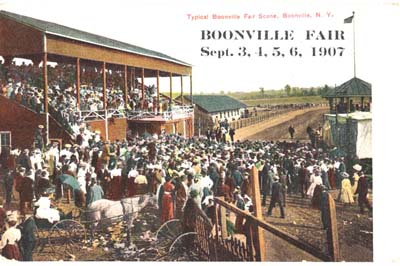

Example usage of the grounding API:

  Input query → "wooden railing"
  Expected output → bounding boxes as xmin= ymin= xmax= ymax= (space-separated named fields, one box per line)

xmin=190 ymin=166 xmax=340 ymax=262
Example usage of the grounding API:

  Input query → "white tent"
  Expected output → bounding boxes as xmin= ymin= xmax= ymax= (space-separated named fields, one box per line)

xmin=323 ymin=112 xmax=372 ymax=159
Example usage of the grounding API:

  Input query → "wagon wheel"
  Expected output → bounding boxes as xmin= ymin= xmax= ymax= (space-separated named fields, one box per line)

xmin=168 ymin=232 xmax=198 ymax=256
xmin=155 ymin=219 xmax=183 ymax=249
xmin=48 ymin=219 xmax=87 ymax=260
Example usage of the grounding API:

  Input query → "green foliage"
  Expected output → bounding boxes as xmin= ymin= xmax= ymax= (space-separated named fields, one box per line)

xmin=226 ymin=84 xmax=333 ymax=100
xmin=240 ymin=96 xmax=325 ymax=106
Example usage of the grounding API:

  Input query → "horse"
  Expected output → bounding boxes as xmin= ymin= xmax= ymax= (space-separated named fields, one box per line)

xmin=85 ymin=193 xmax=158 ymax=230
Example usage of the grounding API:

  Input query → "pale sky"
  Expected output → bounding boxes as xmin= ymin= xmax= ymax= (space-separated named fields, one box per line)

xmin=1 ymin=1 xmax=400 ymax=262
xmin=0 ymin=0 xmax=395 ymax=94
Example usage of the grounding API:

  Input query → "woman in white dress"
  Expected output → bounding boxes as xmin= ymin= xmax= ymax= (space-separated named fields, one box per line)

xmin=306 ymin=168 xmax=323 ymax=197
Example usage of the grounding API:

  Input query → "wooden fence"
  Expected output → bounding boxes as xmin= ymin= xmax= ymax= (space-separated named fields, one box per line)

xmin=190 ymin=166 xmax=340 ymax=262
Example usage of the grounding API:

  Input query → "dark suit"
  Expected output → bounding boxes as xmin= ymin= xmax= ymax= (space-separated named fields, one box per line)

xmin=267 ymin=181 xmax=285 ymax=218
xmin=18 ymin=177 xmax=34 ymax=215
xmin=355 ymin=176 xmax=372 ymax=213
xmin=19 ymin=216 xmax=37 ymax=261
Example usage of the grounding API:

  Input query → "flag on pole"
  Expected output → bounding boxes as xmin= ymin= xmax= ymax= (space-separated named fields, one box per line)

xmin=344 ymin=15 xmax=354 ymax=23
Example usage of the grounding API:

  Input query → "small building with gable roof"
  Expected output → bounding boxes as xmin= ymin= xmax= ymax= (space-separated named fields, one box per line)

xmin=183 ymin=95 xmax=247 ymax=135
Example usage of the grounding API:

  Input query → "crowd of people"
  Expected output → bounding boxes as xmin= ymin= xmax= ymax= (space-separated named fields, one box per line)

xmin=0 ymin=123 xmax=372 ymax=260
xmin=0 ymin=60 xmax=168 ymax=136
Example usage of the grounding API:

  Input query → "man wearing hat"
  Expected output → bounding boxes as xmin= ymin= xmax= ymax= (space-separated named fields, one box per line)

xmin=266 ymin=175 xmax=285 ymax=219
xmin=240 ymin=172 xmax=251 ymax=198
xmin=86 ymin=177 xmax=104 ymax=206
xmin=17 ymin=170 xmax=35 ymax=215
xmin=17 ymin=149 xmax=32 ymax=171
xmin=100 ymin=141 xmax=114 ymax=168
xmin=108 ymin=163 xmax=123 ymax=200
xmin=354 ymin=172 xmax=372 ymax=214
xmin=3 ymin=169 xmax=14 ymax=209
xmin=18 ymin=212 xmax=37 ymax=261
xmin=232 ymin=167 xmax=243 ymax=188
xmin=34 ymin=125 xmax=45 ymax=151
xmin=188 ymin=174 xmax=203 ymax=209
xmin=352 ymin=164 xmax=362 ymax=195
xmin=175 ymin=174 xmax=189 ymax=220
xmin=35 ymin=170 xmax=51 ymax=200
xmin=149 ymin=165 xmax=163 ymax=195
xmin=134 ymin=168 xmax=148 ymax=195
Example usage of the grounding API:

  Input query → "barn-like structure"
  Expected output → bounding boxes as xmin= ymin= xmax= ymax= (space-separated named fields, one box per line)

xmin=0 ymin=10 xmax=194 ymax=149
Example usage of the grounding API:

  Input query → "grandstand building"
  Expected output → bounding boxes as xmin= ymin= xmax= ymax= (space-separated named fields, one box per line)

xmin=0 ymin=10 xmax=194 ymax=149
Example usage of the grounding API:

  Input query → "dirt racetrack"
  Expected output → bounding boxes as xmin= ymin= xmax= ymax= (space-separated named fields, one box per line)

xmin=235 ymin=106 xmax=373 ymax=262
xmin=236 ymin=107 xmax=328 ymax=141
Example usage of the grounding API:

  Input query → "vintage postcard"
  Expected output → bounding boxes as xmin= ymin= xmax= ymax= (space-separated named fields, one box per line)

xmin=0 ymin=0 xmax=397 ymax=264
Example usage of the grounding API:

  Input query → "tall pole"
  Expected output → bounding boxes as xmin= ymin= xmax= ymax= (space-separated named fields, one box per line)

xmin=169 ymin=72 xmax=173 ymax=105
xmin=141 ymin=68 xmax=145 ymax=109
xmin=156 ymin=70 xmax=160 ymax=113
xmin=76 ymin=58 xmax=81 ymax=110
xmin=180 ymin=75 xmax=184 ymax=105
xmin=124 ymin=65 xmax=128 ymax=108
xmin=103 ymin=62 xmax=108 ymax=141
xmin=352 ymin=11 xmax=356 ymax=78
xmin=43 ymin=52 xmax=49 ymax=144
xmin=190 ymin=74 xmax=193 ymax=105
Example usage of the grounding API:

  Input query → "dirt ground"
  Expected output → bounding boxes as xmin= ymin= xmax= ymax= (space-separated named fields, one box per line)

xmin=236 ymin=107 xmax=328 ymax=141
xmin=234 ymin=106 xmax=373 ymax=262
xmin=0 ymin=107 xmax=373 ymax=262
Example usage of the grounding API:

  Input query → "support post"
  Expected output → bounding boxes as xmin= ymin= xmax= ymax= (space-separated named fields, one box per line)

xmin=141 ymin=68 xmax=145 ymax=109
xmin=132 ymin=67 xmax=136 ymax=89
xmin=124 ymin=65 xmax=128 ymax=107
xmin=213 ymin=201 xmax=220 ymax=261
xmin=361 ymin=97 xmax=364 ymax=110
xmin=102 ymin=62 xmax=108 ymax=140
xmin=102 ymin=62 xmax=107 ymax=110
xmin=220 ymin=206 xmax=228 ymax=239
xmin=43 ymin=53 xmax=49 ymax=144
xmin=327 ymin=194 xmax=340 ymax=261
xmin=250 ymin=166 xmax=266 ymax=261
xmin=76 ymin=58 xmax=81 ymax=110
xmin=180 ymin=75 xmax=184 ymax=105
xmin=190 ymin=74 xmax=193 ymax=105
xmin=169 ymin=72 xmax=173 ymax=105
xmin=157 ymin=70 xmax=160 ymax=113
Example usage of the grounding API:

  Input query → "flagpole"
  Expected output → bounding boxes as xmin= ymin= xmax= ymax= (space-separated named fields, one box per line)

xmin=352 ymin=11 xmax=356 ymax=78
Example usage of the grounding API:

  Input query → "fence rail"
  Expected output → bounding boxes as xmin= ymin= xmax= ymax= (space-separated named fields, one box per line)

xmin=75 ymin=105 xmax=194 ymax=122
xmin=189 ymin=165 xmax=339 ymax=262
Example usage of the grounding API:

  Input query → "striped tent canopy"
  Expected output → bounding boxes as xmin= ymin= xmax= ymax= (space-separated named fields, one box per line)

xmin=323 ymin=77 xmax=371 ymax=98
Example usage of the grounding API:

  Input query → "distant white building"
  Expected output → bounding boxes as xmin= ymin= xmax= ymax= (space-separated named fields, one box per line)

xmin=183 ymin=95 xmax=247 ymax=134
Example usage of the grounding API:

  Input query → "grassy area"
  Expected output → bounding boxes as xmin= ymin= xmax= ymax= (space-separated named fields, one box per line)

xmin=160 ymin=91 xmax=326 ymax=106
xmin=238 ymin=96 xmax=325 ymax=106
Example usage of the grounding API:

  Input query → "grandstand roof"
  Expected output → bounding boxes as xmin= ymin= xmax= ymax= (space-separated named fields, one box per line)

xmin=0 ymin=10 xmax=191 ymax=75
xmin=186 ymin=95 xmax=247 ymax=113
xmin=323 ymin=77 xmax=371 ymax=98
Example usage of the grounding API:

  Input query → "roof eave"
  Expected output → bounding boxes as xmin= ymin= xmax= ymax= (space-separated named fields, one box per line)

xmin=46 ymin=32 xmax=192 ymax=68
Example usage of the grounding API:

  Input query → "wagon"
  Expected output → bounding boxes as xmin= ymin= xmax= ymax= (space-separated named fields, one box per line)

xmin=32 ymin=192 xmax=202 ymax=261
xmin=33 ymin=197 xmax=86 ymax=260
xmin=152 ymin=217 xmax=205 ymax=261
